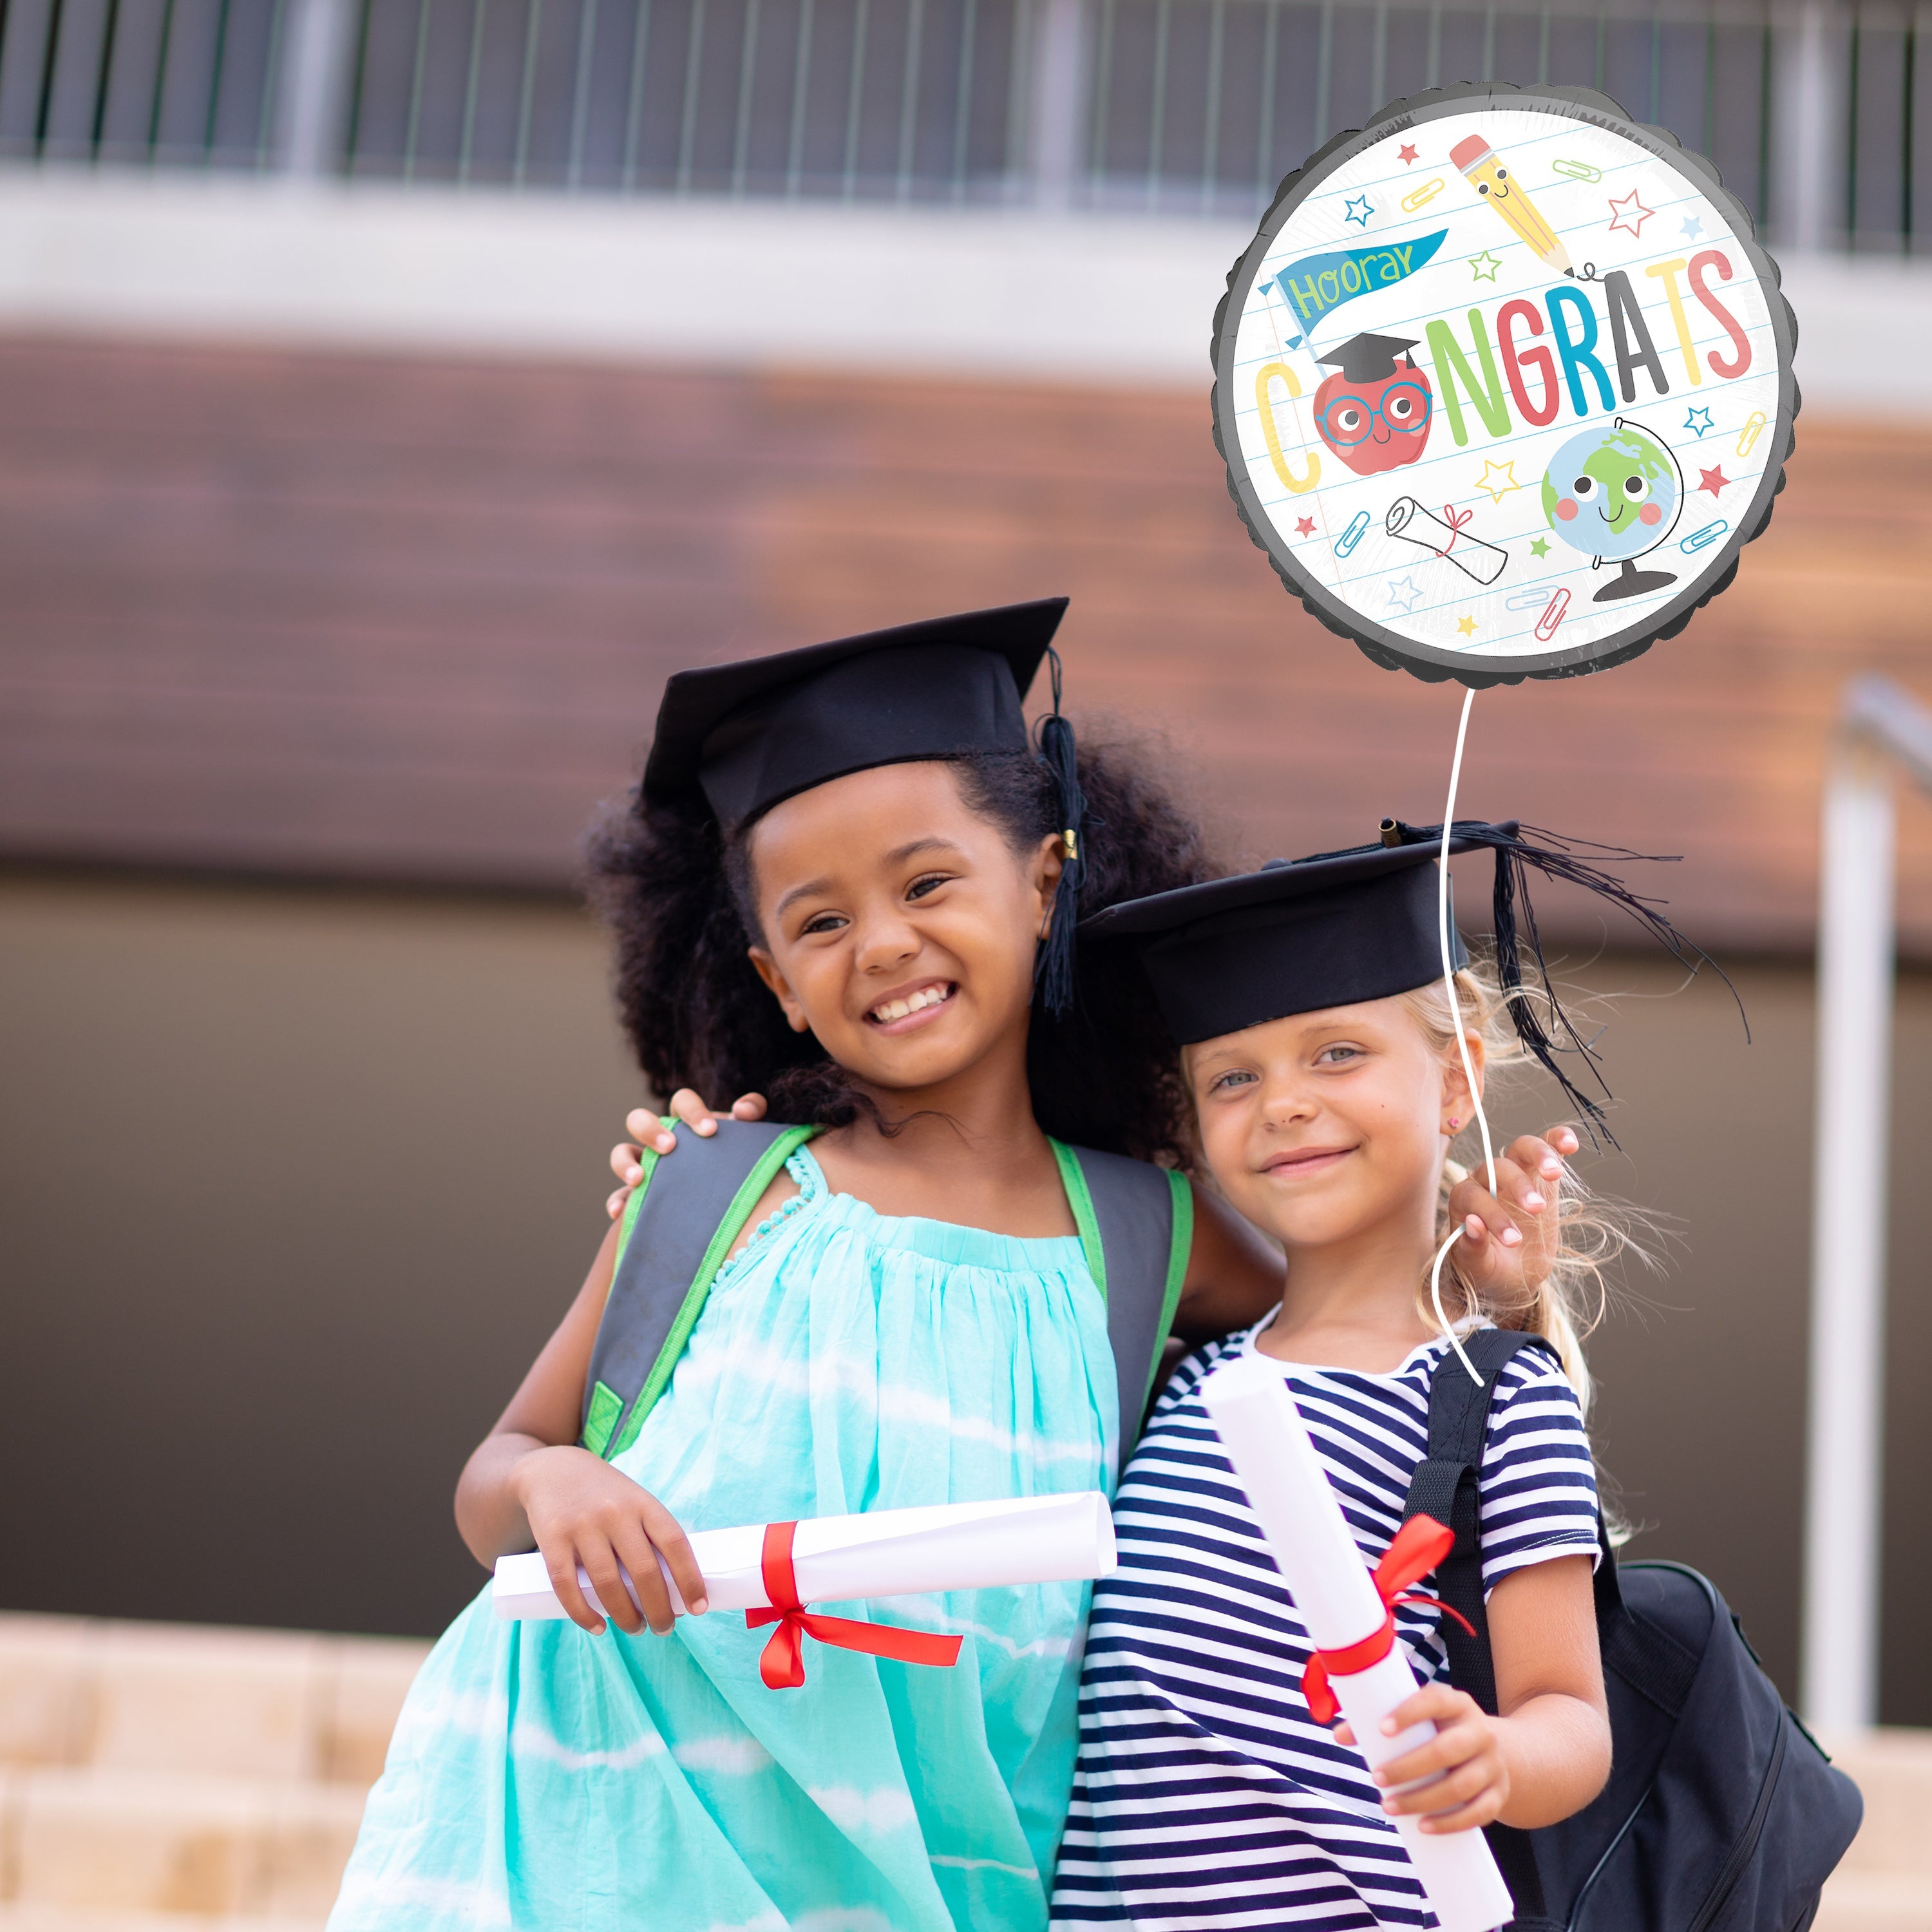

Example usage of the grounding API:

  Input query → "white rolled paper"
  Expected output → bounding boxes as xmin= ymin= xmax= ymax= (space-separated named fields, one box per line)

xmin=493 ymin=1488 xmax=1117 ymax=1622
xmin=1200 ymin=1356 xmax=1513 ymax=1932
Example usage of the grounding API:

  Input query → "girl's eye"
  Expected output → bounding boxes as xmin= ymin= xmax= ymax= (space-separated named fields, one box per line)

xmin=1208 ymin=1068 xmax=1257 ymax=1094
xmin=800 ymin=911 xmax=848 ymax=936
xmin=1314 ymin=1044 xmax=1362 ymax=1065
xmin=906 ymin=873 xmax=952 ymax=901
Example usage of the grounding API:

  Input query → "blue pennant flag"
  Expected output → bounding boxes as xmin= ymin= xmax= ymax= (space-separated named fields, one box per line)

xmin=1270 ymin=229 xmax=1448 ymax=347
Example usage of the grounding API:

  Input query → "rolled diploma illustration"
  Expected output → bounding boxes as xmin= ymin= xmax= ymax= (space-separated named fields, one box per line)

xmin=493 ymin=1489 xmax=1117 ymax=1621
xmin=1386 ymin=497 xmax=1508 ymax=587
xmin=1200 ymin=1358 xmax=1512 ymax=1932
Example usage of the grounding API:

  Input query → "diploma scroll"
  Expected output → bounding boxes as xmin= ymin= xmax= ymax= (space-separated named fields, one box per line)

xmin=1200 ymin=1358 xmax=1513 ymax=1932
xmin=493 ymin=1489 xmax=1117 ymax=1622
xmin=1386 ymin=496 xmax=1510 ymax=586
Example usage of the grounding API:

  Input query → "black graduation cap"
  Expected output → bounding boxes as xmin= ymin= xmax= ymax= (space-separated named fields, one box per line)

xmin=1316 ymin=332 xmax=1421 ymax=384
xmin=641 ymin=594 xmax=1091 ymax=1015
xmin=1083 ymin=819 xmax=1730 ymax=1135
xmin=643 ymin=598 xmax=1068 ymax=829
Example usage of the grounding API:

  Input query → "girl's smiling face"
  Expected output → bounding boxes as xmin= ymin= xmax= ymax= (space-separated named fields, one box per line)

xmin=1184 ymin=996 xmax=1479 ymax=1253
xmin=743 ymin=761 xmax=1063 ymax=1094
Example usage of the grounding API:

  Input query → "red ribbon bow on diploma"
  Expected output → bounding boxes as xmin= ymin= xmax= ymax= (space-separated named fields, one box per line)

xmin=1300 ymin=1513 xmax=1477 ymax=1727
xmin=1436 ymin=504 xmax=1475 ymax=557
xmin=745 ymin=1520 xmax=966 ymax=1689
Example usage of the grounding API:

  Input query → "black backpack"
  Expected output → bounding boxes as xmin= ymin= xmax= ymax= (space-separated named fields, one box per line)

xmin=1403 ymin=1327 xmax=1862 ymax=1932
xmin=576 ymin=1117 xmax=1193 ymax=1482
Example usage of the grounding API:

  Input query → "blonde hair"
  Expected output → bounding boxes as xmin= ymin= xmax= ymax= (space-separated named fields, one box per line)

xmin=1397 ymin=956 xmax=1656 ymax=1419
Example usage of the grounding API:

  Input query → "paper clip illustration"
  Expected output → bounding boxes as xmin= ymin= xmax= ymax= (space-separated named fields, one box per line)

xmin=1400 ymin=176 xmax=1446 ymax=213
xmin=1504 ymin=587 xmax=1551 ymax=611
xmin=1534 ymin=588 xmax=1570 ymax=641
xmin=1552 ymin=158 xmax=1602 ymax=183
xmin=1386 ymin=497 xmax=1508 ymax=585
xmin=1737 ymin=412 xmax=1766 ymax=457
xmin=1335 ymin=510 xmax=1372 ymax=556
xmin=1681 ymin=518 xmax=1728 ymax=554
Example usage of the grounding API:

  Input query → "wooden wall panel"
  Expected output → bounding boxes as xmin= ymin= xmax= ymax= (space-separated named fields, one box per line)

xmin=2 ymin=336 xmax=1927 ymax=949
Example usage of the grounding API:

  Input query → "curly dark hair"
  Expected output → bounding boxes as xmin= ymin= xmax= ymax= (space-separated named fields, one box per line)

xmin=586 ymin=735 xmax=1220 ymax=1170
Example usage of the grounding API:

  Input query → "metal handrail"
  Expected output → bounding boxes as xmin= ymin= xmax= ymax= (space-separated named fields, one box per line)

xmin=0 ymin=0 xmax=1919 ymax=250
xmin=1803 ymin=674 xmax=1932 ymax=1730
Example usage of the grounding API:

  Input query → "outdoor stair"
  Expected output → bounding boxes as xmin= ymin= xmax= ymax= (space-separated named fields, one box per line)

xmin=0 ymin=1612 xmax=428 ymax=1930
xmin=0 ymin=1609 xmax=1927 ymax=1926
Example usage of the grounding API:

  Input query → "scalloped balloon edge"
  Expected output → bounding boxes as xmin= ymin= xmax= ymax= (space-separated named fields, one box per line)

xmin=1207 ymin=79 xmax=1799 ymax=688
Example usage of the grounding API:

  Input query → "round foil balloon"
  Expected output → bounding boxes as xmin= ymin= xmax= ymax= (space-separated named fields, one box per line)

xmin=1211 ymin=82 xmax=1797 ymax=684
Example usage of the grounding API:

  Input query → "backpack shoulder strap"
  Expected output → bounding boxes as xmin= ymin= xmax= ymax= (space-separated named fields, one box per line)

xmin=1052 ymin=1141 xmax=1193 ymax=1479
xmin=582 ymin=1118 xmax=817 ymax=1461
xmin=1402 ymin=1327 xmax=1553 ymax=1707
xmin=1402 ymin=1327 xmax=1564 ymax=1927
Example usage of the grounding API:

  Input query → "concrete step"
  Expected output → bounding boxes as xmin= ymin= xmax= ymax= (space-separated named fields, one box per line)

xmin=1817 ymin=1871 xmax=1932 ymax=1932
xmin=1 ymin=1613 xmax=1926 ymax=1926
xmin=1826 ymin=1729 xmax=1932 ymax=1880
xmin=0 ymin=1911 xmax=321 ymax=1932
xmin=1 ymin=1767 xmax=366 ymax=1920
xmin=0 ymin=1614 xmax=429 ymax=1786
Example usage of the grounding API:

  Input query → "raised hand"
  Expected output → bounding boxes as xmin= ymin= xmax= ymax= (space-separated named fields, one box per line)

xmin=1447 ymin=1127 xmax=1577 ymax=1300
xmin=606 ymin=1090 xmax=771 ymax=1218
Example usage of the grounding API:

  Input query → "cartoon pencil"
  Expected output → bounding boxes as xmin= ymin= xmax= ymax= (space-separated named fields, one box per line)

xmin=1450 ymin=135 xmax=1573 ymax=275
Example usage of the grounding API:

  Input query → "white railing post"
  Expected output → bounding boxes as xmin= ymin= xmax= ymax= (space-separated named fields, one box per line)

xmin=1771 ymin=0 xmax=1846 ymax=251
xmin=1027 ymin=0 xmax=1090 ymax=209
xmin=274 ymin=0 xmax=359 ymax=178
xmin=1803 ymin=731 xmax=1895 ymax=1731
xmin=1802 ymin=677 xmax=1932 ymax=1732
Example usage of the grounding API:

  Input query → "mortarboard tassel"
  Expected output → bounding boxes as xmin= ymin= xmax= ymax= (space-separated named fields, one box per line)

xmin=1033 ymin=647 xmax=1086 ymax=1019
xmin=1386 ymin=819 xmax=1743 ymax=1145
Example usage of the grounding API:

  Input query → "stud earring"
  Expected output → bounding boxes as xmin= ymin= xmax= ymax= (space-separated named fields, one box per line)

xmin=1445 ymin=1117 xmax=1461 ymax=1133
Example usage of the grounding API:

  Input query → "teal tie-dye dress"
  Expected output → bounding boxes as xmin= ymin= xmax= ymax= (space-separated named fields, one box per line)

xmin=330 ymin=1145 xmax=1119 ymax=1932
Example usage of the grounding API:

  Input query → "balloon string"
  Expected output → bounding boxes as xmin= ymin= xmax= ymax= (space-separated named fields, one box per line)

xmin=1432 ymin=687 xmax=1491 ymax=1387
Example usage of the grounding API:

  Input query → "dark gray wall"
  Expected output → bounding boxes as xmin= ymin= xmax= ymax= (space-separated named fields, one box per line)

xmin=5 ymin=871 xmax=1929 ymax=1721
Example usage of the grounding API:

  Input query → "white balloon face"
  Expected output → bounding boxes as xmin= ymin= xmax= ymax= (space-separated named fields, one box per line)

xmin=1213 ymin=85 xmax=1795 ymax=683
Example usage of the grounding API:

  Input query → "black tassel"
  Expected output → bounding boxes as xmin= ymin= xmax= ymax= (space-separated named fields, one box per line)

xmin=1033 ymin=647 xmax=1086 ymax=1019
xmin=1387 ymin=819 xmax=1745 ymax=1146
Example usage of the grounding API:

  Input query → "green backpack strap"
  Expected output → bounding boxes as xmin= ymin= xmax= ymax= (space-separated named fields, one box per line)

xmin=1050 ymin=1140 xmax=1193 ymax=1477
xmin=582 ymin=1119 xmax=819 ymax=1461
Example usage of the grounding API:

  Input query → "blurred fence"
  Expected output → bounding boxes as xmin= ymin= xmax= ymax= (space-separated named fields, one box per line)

xmin=0 ymin=0 xmax=1918 ymax=243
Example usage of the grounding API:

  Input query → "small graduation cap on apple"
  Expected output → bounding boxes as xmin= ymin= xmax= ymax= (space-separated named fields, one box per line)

xmin=1311 ymin=332 xmax=1435 ymax=477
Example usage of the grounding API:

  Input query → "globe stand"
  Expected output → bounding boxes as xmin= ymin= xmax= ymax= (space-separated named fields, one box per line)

xmin=1593 ymin=557 xmax=1678 ymax=603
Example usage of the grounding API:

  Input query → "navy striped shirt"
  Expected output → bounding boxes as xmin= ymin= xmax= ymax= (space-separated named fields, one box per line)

xmin=1052 ymin=1323 xmax=1600 ymax=1930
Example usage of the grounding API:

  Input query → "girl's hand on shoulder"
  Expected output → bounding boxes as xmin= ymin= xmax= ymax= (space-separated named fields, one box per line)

xmin=607 ymin=1090 xmax=771 ymax=1218
xmin=1446 ymin=1127 xmax=1578 ymax=1301
xmin=509 ymin=1445 xmax=710 ymax=1638
xmin=1336 ymin=1685 xmax=1508 ymax=1833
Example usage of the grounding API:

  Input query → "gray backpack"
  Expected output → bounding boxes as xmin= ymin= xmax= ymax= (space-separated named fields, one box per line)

xmin=579 ymin=1119 xmax=1192 ymax=1477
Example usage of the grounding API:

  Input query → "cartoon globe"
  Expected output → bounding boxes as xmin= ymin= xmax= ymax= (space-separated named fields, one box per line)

xmin=1540 ymin=417 xmax=1684 ymax=601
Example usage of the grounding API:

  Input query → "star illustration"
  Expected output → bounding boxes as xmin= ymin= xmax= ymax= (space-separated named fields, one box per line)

xmin=1680 ymin=214 xmax=1705 ymax=241
xmin=1606 ymin=189 xmax=1654 ymax=238
xmin=1698 ymin=464 xmax=1731 ymax=497
xmin=1344 ymin=194 xmax=1375 ymax=227
xmin=1475 ymin=459 xmax=1520 ymax=504
xmin=1530 ymin=536 xmax=1551 ymax=558
xmin=1469 ymin=250 xmax=1503 ymax=282
xmin=1294 ymin=515 xmax=1317 ymax=536
xmin=1398 ymin=143 xmax=1419 ymax=165
xmin=1456 ymin=615 xmax=1479 ymax=638
xmin=1684 ymin=406 xmax=1715 ymax=436
xmin=1386 ymin=576 xmax=1425 ymax=615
